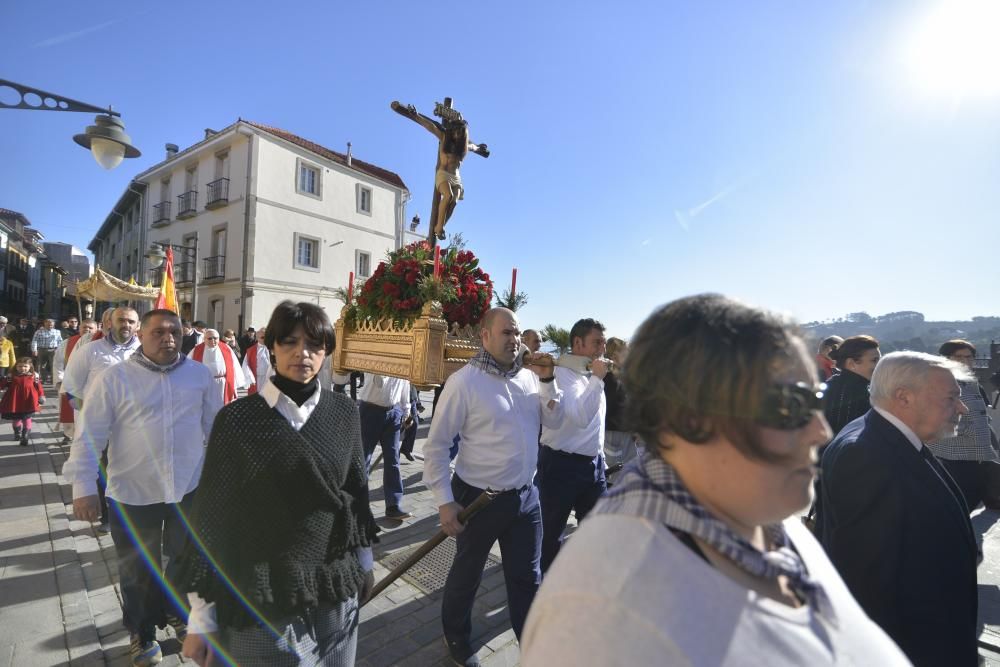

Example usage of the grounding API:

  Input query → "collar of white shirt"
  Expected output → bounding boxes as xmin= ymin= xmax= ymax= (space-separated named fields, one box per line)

xmin=260 ymin=378 xmax=321 ymax=431
xmin=872 ymin=405 xmax=923 ymax=451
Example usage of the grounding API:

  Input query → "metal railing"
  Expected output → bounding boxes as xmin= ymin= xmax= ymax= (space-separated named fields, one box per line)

xmin=152 ymin=201 xmax=171 ymax=225
xmin=206 ymin=178 xmax=229 ymax=208
xmin=177 ymin=190 xmax=198 ymax=218
xmin=202 ymin=255 xmax=224 ymax=280
xmin=174 ymin=261 xmax=194 ymax=285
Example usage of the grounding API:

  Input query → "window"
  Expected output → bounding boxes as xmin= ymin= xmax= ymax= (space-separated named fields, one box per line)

xmin=357 ymin=184 xmax=372 ymax=215
xmin=294 ymin=233 xmax=320 ymax=271
xmin=356 ymin=250 xmax=371 ymax=278
xmin=296 ymin=159 xmax=322 ymax=198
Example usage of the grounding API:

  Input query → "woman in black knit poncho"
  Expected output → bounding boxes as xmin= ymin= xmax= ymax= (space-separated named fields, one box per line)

xmin=180 ymin=301 xmax=378 ymax=666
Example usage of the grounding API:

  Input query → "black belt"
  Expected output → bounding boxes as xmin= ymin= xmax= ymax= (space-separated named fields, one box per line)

xmin=543 ymin=445 xmax=599 ymax=463
xmin=455 ymin=474 xmax=530 ymax=495
xmin=487 ymin=483 xmax=531 ymax=495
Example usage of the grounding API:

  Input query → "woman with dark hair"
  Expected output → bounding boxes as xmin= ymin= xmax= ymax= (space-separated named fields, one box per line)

xmin=180 ymin=300 xmax=378 ymax=666
xmin=521 ymin=294 xmax=908 ymax=665
xmin=822 ymin=334 xmax=880 ymax=435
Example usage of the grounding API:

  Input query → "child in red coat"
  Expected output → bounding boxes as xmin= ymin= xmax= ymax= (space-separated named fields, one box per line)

xmin=1 ymin=358 xmax=45 ymax=446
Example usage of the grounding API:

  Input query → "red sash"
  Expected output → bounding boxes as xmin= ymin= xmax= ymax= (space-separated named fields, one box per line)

xmin=59 ymin=334 xmax=81 ymax=423
xmin=192 ymin=342 xmax=237 ymax=404
xmin=245 ymin=343 xmax=259 ymax=395
xmin=92 ymin=331 xmax=104 ymax=342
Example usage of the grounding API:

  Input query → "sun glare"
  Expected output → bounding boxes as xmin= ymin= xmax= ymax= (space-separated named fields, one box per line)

xmin=903 ymin=0 xmax=1000 ymax=99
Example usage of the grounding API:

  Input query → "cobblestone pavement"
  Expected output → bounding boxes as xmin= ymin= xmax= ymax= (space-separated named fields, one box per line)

xmin=3 ymin=388 xmax=1000 ymax=666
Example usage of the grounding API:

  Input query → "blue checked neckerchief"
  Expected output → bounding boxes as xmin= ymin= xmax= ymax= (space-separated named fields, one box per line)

xmin=596 ymin=450 xmax=836 ymax=624
xmin=467 ymin=347 xmax=523 ymax=380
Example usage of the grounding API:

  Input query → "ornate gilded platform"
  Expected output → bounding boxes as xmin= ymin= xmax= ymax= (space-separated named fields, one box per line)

xmin=332 ymin=301 xmax=479 ymax=388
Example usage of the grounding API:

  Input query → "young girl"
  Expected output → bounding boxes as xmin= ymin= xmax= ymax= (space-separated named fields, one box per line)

xmin=1 ymin=358 xmax=45 ymax=446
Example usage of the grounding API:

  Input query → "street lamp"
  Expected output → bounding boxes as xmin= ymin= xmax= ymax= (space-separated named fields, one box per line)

xmin=145 ymin=242 xmax=198 ymax=320
xmin=0 ymin=79 xmax=141 ymax=170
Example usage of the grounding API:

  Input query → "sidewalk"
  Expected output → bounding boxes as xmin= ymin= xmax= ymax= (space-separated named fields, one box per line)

xmin=0 ymin=391 xmax=521 ymax=666
xmin=4 ymin=389 xmax=1000 ymax=666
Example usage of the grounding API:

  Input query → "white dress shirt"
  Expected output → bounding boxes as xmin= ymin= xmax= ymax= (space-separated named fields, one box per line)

xmin=540 ymin=366 xmax=606 ymax=457
xmin=61 ymin=335 xmax=141 ymax=401
xmin=424 ymin=364 xmax=563 ymax=507
xmin=62 ymin=355 xmax=222 ymax=504
xmin=872 ymin=406 xmax=924 ymax=452
xmin=358 ymin=374 xmax=411 ymax=417
xmin=186 ymin=379 xmax=372 ymax=634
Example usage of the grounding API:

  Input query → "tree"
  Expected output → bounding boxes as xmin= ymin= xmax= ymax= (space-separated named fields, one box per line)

xmin=541 ymin=324 xmax=570 ymax=354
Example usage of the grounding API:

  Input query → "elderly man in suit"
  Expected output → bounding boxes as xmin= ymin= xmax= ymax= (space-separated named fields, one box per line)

xmin=817 ymin=351 xmax=977 ymax=666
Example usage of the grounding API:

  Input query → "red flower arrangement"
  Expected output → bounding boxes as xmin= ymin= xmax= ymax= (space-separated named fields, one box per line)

xmin=350 ymin=241 xmax=493 ymax=329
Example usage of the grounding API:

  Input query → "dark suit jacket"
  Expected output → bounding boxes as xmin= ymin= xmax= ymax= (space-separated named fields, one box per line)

xmin=817 ymin=409 xmax=978 ymax=666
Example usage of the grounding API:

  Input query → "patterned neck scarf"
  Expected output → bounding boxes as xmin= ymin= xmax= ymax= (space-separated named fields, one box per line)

xmin=109 ymin=333 xmax=137 ymax=352
xmin=130 ymin=349 xmax=186 ymax=374
xmin=467 ymin=347 xmax=523 ymax=380
xmin=597 ymin=451 xmax=835 ymax=623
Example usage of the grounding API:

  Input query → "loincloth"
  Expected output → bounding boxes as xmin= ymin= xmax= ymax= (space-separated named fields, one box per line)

xmin=435 ymin=168 xmax=464 ymax=200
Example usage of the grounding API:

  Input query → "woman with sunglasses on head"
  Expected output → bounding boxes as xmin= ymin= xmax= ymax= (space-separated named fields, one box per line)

xmin=521 ymin=294 xmax=909 ymax=666
xmin=180 ymin=301 xmax=378 ymax=666
xmin=822 ymin=334 xmax=880 ymax=436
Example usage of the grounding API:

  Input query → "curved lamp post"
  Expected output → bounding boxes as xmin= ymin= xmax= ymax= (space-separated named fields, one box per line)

xmin=0 ymin=79 xmax=141 ymax=169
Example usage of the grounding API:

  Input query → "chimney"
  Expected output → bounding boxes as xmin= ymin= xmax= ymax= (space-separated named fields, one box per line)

xmin=165 ymin=143 xmax=179 ymax=159
xmin=204 ymin=128 xmax=216 ymax=139
xmin=346 ymin=141 xmax=352 ymax=167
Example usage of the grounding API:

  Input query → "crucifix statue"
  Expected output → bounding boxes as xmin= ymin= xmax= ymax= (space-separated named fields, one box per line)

xmin=391 ymin=97 xmax=490 ymax=245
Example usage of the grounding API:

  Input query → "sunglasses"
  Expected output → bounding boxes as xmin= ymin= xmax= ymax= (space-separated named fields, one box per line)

xmin=757 ymin=382 xmax=826 ymax=430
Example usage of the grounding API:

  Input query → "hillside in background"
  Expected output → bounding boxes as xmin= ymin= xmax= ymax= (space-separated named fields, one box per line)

xmin=802 ymin=312 xmax=1000 ymax=357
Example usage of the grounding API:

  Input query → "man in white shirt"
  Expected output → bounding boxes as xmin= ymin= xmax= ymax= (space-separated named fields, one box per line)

xmin=241 ymin=327 xmax=272 ymax=395
xmin=358 ymin=372 xmax=413 ymax=518
xmin=424 ymin=307 xmax=562 ymax=667
xmin=63 ymin=308 xmax=221 ymax=667
xmin=538 ymin=318 xmax=609 ymax=573
xmin=61 ymin=306 xmax=141 ymax=533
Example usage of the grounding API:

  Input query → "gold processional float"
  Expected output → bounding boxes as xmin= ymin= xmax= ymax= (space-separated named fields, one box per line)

xmin=332 ymin=96 xmax=494 ymax=389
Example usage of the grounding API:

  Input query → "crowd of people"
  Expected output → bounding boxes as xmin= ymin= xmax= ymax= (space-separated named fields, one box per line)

xmin=5 ymin=292 xmax=997 ymax=666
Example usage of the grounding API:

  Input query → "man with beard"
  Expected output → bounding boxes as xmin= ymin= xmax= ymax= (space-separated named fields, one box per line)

xmin=62 ymin=307 xmax=141 ymax=533
xmin=818 ymin=351 xmax=977 ymax=666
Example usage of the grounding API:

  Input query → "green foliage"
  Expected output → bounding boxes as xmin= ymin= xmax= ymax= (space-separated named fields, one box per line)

xmin=494 ymin=287 xmax=529 ymax=312
xmin=541 ymin=324 xmax=571 ymax=354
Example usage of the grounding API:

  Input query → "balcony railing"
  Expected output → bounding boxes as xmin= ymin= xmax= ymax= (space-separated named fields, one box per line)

xmin=206 ymin=178 xmax=229 ymax=209
xmin=149 ymin=269 xmax=163 ymax=289
xmin=174 ymin=261 xmax=194 ymax=286
xmin=203 ymin=255 xmax=225 ymax=280
xmin=152 ymin=201 xmax=172 ymax=226
xmin=177 ymin=190 xmax=198 ymax=219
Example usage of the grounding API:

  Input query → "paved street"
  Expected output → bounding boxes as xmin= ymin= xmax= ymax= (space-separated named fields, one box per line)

xmin=4 ymin=389 xmax=1000 ymax=666
xmin=0 ymin=390 xmax=522 ymax=666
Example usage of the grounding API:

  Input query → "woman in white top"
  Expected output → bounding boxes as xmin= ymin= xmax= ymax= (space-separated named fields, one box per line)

xmin=521 ymin=293 xmax=911 ymax=666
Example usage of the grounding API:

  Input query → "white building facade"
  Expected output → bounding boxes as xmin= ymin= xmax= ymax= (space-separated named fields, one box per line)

xmin=97 ymin=120 xmax=410 ymax=332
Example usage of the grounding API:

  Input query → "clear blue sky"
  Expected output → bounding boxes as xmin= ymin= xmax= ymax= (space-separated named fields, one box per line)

xmin=3 ymin=0 xmax=999 ymax=339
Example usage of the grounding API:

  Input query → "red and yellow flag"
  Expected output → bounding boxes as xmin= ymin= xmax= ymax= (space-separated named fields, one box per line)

xmin=153 ymin=247 xmax=178 ymax=313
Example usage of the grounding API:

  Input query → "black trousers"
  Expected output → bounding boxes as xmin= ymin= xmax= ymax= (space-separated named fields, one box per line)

xmin=537 ymin=446 xmax=606 ymax=573
xmin=442 ymin=475 xmax=541 ymax=644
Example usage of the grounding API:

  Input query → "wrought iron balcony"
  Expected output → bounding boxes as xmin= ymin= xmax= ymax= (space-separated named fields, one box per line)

xmin=152 ymin=201 xmax=171 ymax=226
xmin=206 ymin=178 xmax=229 ymax=209
xmin=177 ymin=190 xmax=198 ymax=219
xmin=203 ymin=255 xmax=224 ymax=281
xmin=174 ymin=261 xmax=194 ymax=286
